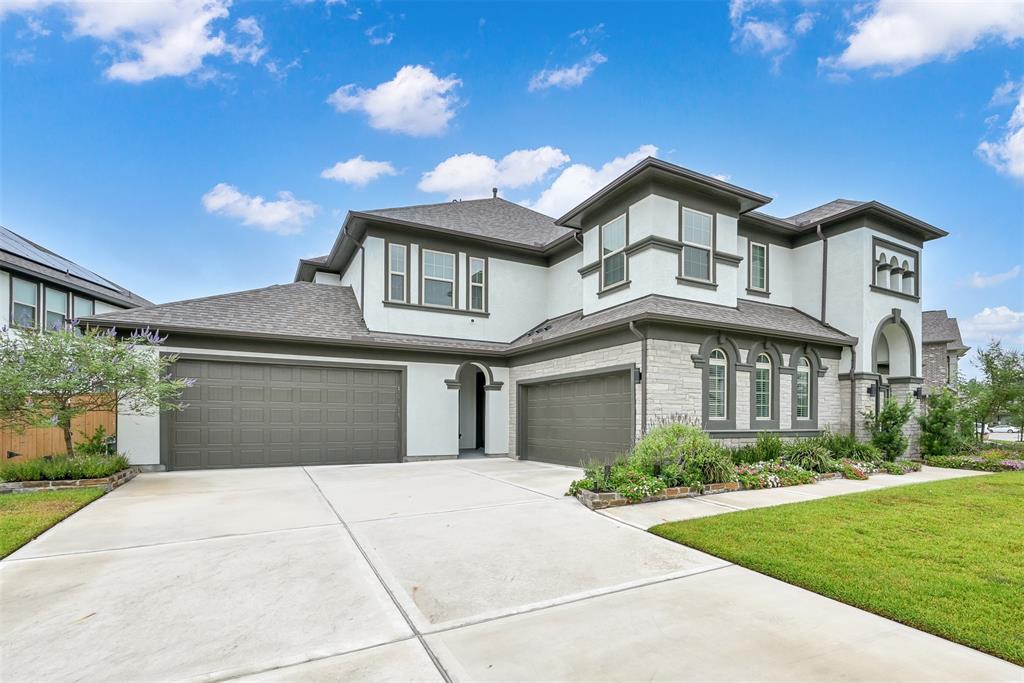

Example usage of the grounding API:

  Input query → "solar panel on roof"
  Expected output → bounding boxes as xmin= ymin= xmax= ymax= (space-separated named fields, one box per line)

xmin=0 ymin=226 xmax=122 ymax=292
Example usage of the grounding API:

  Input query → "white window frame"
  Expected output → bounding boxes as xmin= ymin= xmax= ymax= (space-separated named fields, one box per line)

xmin=44 ymin=287 xmax=68 ymax=330
xmin=387 ymin=243 xmax=408 ymax=303
xmin=796 ymin=358 xmax=811 ymax=420
xmin=11 ymin=277 xmax=38 ymax=329
xmin=468 ymin=256 xmax=486 ymax=312
xmin=681 ymin=207 xmax=714 ymax=282
xmin=749 ymin=241 xmax=767 ymax=292
xmin=754 ymin=353 xmax=772 ymax=420
xmin=421 ymin=248 xmax=456 ymax=309
xmin=708 ymin=348 xmax=728 ymax=420
xmin=600 ymin=214 xmax=627 ymax=289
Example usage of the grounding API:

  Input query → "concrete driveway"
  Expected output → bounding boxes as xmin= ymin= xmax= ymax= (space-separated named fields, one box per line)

xmin=1 ymin=459 xmax=1018 ymax=682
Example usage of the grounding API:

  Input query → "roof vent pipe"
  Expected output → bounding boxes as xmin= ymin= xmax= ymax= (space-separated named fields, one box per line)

xmin=492 ymin=187 xmax=498 ymax=198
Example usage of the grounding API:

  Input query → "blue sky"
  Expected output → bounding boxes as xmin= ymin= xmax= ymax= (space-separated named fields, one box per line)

xmin=1 ymin=0 xmax=1022 ymax=373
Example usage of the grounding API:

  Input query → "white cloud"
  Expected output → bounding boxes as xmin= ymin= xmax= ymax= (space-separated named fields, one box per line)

xmin=822 ymin=0 xmax=1024 ymax=75
xmin=528 ymin=144 xmax=658 ymax=218
xmin=1 ymin=0 xmax=266 ymax=83
xmin=793 ymin=11 xmax=816 ymax=36
xmin=977 ymin=76 xmax=1024 ymax=180
xmin=528 ymin=53 xmax=606 ymax=92
xmin=266 ymin=57 xmax=300 ymax=81
xmin=569 ymin=24 xmax=604 ymax=46
xmin=321 ymin=155 xmax=397 ymax=187
xmin=201 ymin=183 xmax=318 ymax=235
xmin=17 ymin=15 xmax=50 ymax=39
xmin=419 ymin=147 xmax=570 ymax=199
xmin=327 ymin=65 xmax=461 ymax=136
xmin=728 ymin=0 xmax=803 ymax=73
xmin=961 ymin=306 xmax=1024 ymax=345
xmin=712 ymin=173 xmax=732 ymax=182
xmin=964 ymin=265 xmax=1022 ymax=288
xmin=365 ymin=24 xmax=394 ymax=46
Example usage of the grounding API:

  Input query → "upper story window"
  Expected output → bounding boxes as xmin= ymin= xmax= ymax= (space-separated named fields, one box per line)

xmin=754 ymin=353 xmax=772 ymax=419
xmin=45 ymin=288 xmax=68 ymax=330
xmin=468 ymin=256 xmax=486 ymax=312
xmin=749 ymin=242 xmax=767 ymax=291
xmin=796 ymin=357 xmax=811 ymax=419
xmin=682 ymin=208 xmax=713 ymax=281
xmin=872 ymin=239 xmax=919 ymax=299
xmin=12 ymin=278 xmax=38 ymax=328
xmin=422 ymin=249 xmax=455 ymax=308
xmin=708 ymin=348 xmax=728 ymax=419
xmin=387 ymin=243 xmax=407 ymax=303
xmin=73 ymin=295 xmax=94 ymax=320
xmin=600 ymin=214 xmax=627 ymax=288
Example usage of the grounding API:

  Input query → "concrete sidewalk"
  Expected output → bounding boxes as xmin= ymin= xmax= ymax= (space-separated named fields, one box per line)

xmin=1 ymin=460 xmax=1017 ymax=682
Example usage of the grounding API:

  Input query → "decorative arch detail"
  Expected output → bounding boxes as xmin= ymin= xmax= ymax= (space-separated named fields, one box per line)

xmin=788 ymin=344 xmax=826 ymax=429
xmin=444 ymin=360 xmax=504 ymax=391
xmin=691 ymin=334 xmax=741 ymax=430
xmin=871 ymin=308 xmax=917 ymax=379
xmin=743 ymin=340 xmax=783 ymax=429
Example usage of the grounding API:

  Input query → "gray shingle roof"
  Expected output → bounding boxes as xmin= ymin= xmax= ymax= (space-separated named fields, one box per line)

xmin=923 ymin=310 xmax=969 ymax=353
xmin=0 ymin=226 xmax=151 ymax=308
xmin=84 ymin=284 xmax=855 ymax=355
xmin=511 ymin=295 xmax=856 ymax=350
xmin=784 ymin=199 xmax=866 ymax=227
xmin=364 ymin=197 xmax=573 ymax=249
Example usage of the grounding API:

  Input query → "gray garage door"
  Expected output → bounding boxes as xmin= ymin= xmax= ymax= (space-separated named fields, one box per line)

xmin=165 ymin=359 xmax=402 ymax=470
xmin=521 ymin=369 xmax=634 ymax=467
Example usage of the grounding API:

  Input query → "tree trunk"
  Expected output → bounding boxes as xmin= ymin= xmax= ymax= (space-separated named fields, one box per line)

xmin=62 ymin=423 xmax=75 ymax=457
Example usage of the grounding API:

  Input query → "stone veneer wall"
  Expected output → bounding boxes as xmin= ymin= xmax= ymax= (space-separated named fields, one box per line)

xmin=840 ymin=376 xmax=877 ymax=441
xmin=507 ymin=341 xmax=642 ymax=459
xmin=644 ymin=339 xmax=702 ymax=427
xmin=889 ymin=380 xmax=925 ymax=458
xmin=922 ymin=342 xmax=949 ymax=390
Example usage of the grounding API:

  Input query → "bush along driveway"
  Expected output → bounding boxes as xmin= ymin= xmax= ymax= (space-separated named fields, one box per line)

xmin=651 ymin=472 xmax=1024 ymax=667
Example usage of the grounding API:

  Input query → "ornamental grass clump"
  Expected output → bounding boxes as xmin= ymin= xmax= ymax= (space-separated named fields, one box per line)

xmin=782 ymin=440 xmax=837 ymax=473
xmin=0 ymin=452 xmax=130 ymax=482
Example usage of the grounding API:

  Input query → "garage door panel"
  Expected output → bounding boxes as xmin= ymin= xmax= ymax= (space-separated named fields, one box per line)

xmin=522 ymin=370 xmax=633 ymax=467
xmin=166 ymin=360 xmax=401 ymax=470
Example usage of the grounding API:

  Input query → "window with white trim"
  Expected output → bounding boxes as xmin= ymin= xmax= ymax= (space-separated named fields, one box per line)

xmin=682 ymin=208 xmax=713 ymax=281
xmin=749 ymin=242 xmax=767 ymax=291
xmin=796 ymin=357 xmax=811 ymax=419
xmin=468 ymin=256 xmax=486 ymax=312
xmin=601 ymin=215 xmax=627 ymax=288
xmin=73 ymin=295 xmax=94 ymax=320
xmin=387 ymin=243 xmax=407 ymax=303
xmin=45 ymin=287 xmax=67 ymax=330
xmin=12 ymin=278 xmax=37 ymax=328
xmin=708 ymin=348 xmax=727 ymax=419
xmin=754 ymin=353 xmax=771 ymax=419
xmin=422 ymin=249 xmax=455 ymax=307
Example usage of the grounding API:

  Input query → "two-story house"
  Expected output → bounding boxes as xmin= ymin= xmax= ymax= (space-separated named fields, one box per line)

xmin=86 ymin=158 xmax=946 ymax=470
xmin=1 ymin=225 xmax=150 ymax=331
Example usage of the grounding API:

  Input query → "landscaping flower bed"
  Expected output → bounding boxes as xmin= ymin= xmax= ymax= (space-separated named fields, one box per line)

xmin=0 ymin=453 xmax=138 ymax=494
xmin=926 ymin=452 xmax=1024 ymax=472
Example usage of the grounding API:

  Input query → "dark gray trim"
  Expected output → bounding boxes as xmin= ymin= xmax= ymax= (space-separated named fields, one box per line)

xmin=886 ymin=376 xmax=924 ymax=385
xmin=7 ymin=273 xmax=40 ymax=329
xmin=747 ymin=240 xmax=769 ymax=294
xmin=625 ymin=234 xmax=685 ymax=256
xmin=713 ymin=251 xmax=743 ymax=267
xmin=419 ymin=246 xmax=458 ymax=310
xmin=597 ymin=211 xmax=629 ymax=293
xmin=868 ymin=284 xmax=920 ymax=303
xmin=517 ymin=362 xmax=638 ymax=386
xmin=691 ymin=334 xmax=740 ymax=430
xmin=444 ymin=360 xmax=504 ymax=390
xmin=789 ymin=346 xmax=822 ymax=429
xmin=708 ymin=429 xmax=822 ymax=439
xmin=819 ymin=227 xmax=828 ymax=322
xmin=578 ymin=259 xmax=600 ymax=276
xmin=365 ymin=224 xmax=550 ymax=267
xmin=466 ymin=254 xmax=489 ymax=314
xmin=159 ymin=352 xmax=408 ymax=469
xmin=0 ymin=255 xmax=150 ymax=310
xmin=676 ymin=276 xmax=719 ymax=290
xmin=508 ymin=328 xmax=639 ymax=367
xmin=596 ymin=279 xmax=631 ymax=297
xmin=871 ymin=308 xmax=917 ymax=376
xmin=871 ymin=236 xmax=920 ymax=298
xmin=744 ymin=342 xmax=782 ymax=430
xmin=383 ymin=238 xmax=411 ymax=304
xmin=628 ymin=322 xmax=648 ymax=435
xmin=679 ymin=205 xmax=717 ymax=285
xmin=744 ymin=288 xmax=771 ymax=298
xmin=382 ymin=300 xmax=490 ymax=318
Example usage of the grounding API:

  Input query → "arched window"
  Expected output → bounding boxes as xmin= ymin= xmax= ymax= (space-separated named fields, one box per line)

xmin=708 ymin=349 xmax=727 ymax=420
xmin=875 ymin=253 xmax=889 ymax=287
xmin=901 ymin=260 xmax=914 ymax=295
xmin=796 ymin=357 xmax=811 ymax=419
xmin=754 ymin=353 xmax=772 ymax=420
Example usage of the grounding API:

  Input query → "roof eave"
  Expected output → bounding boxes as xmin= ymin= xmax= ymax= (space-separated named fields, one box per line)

xmin=821 ymin=202 xmax=949 ymax=240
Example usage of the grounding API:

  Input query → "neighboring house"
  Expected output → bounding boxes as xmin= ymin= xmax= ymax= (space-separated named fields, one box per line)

xmin=921 ymin=310 xmax=969 ymax=391
xmin=1 ymin=226 xmax=151 ymax=331
xmin=85 ymin=158 xmax=946 ymax=470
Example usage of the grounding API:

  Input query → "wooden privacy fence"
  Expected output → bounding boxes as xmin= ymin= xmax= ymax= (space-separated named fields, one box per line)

xmin=1 ymin=408 xmax=116 ymax=462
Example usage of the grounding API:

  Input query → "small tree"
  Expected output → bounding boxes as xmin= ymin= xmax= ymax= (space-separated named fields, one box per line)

xmin=0 ymin=324 xmax=191 ymax=457
xmin=864 ymin=397 xmax=915 ymax=460
xmin=918 ymin=388 xmax=963 ymax=458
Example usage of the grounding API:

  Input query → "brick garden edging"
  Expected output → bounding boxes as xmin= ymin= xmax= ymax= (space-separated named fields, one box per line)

xmin=0 ymin=468 xmax=139 ymax=495
xmin=575 ymin=481 xmax=740 ymax=510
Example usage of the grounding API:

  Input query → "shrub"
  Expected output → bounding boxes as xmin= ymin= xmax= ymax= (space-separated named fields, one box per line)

xmin=631 ymin=423 xmax=694 ymax=471
xmin=918 ymin=388 xmax=966 ymax=458
xmin=864 ymin=398 xmax=915 ymax=461
xmin=735 ymin=461 xmax=815 ymax=489
xmin=754 ymin=431 xmax=785 ymax=461
xmin=684 ymin=445 xmax=736 ymax=485
xmin=730 ymin=444 xmax=762 ymax=465
xmin=927 ymin=454 xmax=1024 ymax=472
xmin=0 ymin=453 xmax=130 ymax=482
xmin=658 ymin=461 xmax=702 ymax=489
xmin=840 ymin=459 xmax=870 ymax=480
xmin=75 ymin=425 xmax=114 ymax=457
xmin=809 ymin=431 xmax=882 ymax=463
xmin=610 ymin=469 xmax=666 ymax=500
xmin=878 ymin=460 xmax=922 ymax=475
xmin=783 ymin=441 xmax=837 ymax=473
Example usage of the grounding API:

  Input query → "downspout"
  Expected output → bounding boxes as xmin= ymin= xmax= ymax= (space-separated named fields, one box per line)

xmin=849 ymin=345 xmax=857 ymax=437
xmin=628 ymin=322 xmax=647 ymax=436
xmin=359 ymin=240 xmax=366 ymax=314
xmin=817 ymin=224 xmax=828 ymax=323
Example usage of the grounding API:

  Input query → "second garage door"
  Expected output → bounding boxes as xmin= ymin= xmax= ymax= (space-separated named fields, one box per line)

xmin=166 ymin=359 xmax=402 ymax=470
xmin=520 ymin=369 xmax=634 ymax=467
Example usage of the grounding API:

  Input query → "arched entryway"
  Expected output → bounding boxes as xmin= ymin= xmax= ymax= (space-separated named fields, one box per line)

xmin=445 ymin=361 xmax=503 ymax=457
xmin=872 ymin=309 xmax=916 ymax=380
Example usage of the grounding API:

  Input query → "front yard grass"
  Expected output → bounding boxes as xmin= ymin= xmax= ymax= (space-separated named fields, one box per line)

xmin=651 ymin=472 xmax=1024 ymax=666
xmin=0 ymin=488 xmax=104 ymax=558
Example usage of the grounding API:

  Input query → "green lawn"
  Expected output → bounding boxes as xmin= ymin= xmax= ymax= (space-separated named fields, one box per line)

xmin=0 ymin=488 xmax=105 ymax=558
xmin=651 ymin=473 xmax=1024 ymax=666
